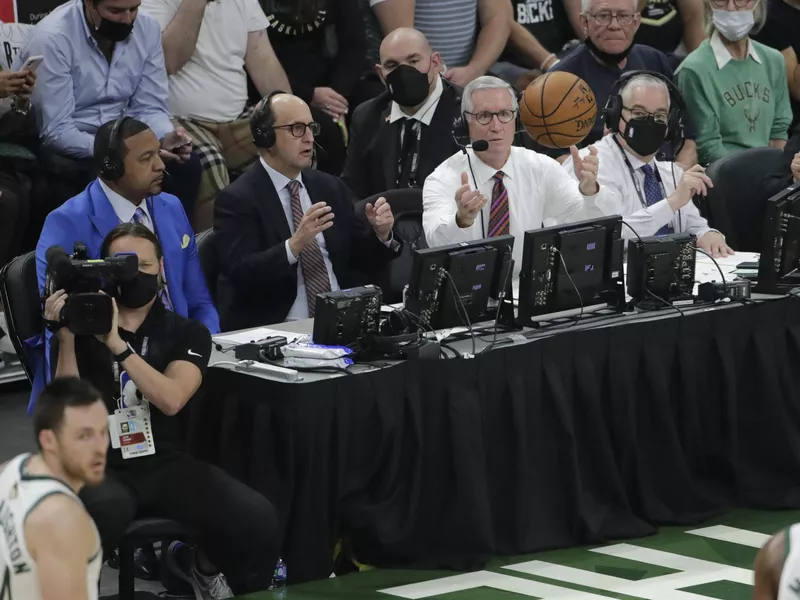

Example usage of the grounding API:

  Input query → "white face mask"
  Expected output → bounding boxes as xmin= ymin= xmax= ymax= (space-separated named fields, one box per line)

xmin=712 ymin=8 xmax=755 ymax=42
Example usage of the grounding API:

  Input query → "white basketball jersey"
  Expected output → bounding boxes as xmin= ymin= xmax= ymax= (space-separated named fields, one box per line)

xmin=0 ymin=454 xmax=101 ymax=600
xmin=779 ymin=524 xmax=800 ymax=600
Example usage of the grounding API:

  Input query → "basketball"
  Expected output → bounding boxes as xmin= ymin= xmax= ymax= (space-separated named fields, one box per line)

xmin=519 ymin=72 xmax=598 ymax=149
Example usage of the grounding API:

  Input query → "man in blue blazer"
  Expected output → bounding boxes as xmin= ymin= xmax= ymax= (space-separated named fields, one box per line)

xmin=30 ymin=118 xmax=219 ymax=406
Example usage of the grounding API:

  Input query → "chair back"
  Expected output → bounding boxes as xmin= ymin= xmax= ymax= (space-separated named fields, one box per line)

xmin=356 ymin=188 xmax=426 ymax=303
xmin=195 ymin=229 xmax=219 ymax=305
xmin=701 ymin=147 xmax=786 ymax=251
xmin=0 ymin=252 xmax=40 ymax=382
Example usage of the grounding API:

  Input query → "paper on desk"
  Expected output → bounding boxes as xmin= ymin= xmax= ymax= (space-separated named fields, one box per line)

xmin=214 ymin=328 xmax=305 ymax=346
xmin=694 ymin=251 xmax=760 ymax=284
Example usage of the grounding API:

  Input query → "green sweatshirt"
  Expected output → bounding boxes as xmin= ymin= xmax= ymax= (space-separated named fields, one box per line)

xmin=675 ymin=35 xmax=792 ymax=165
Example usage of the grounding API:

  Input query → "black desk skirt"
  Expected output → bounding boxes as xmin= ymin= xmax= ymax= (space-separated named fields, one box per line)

xmin=190 ymin=297 xmax=800 ymax=584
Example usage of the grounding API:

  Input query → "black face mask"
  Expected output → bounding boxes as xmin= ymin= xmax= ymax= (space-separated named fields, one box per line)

xmin=621 ymin=116 xmax=668 ymax=157
xmin=109 ymin=271 xmax=159 ymax=309
xmin=88 ymin=3 xmax=135 ymax=43
xmin=385 ymin=63 xmax=432 ymax=107
xmin=584 ymin=37 xmax=633 ymax=66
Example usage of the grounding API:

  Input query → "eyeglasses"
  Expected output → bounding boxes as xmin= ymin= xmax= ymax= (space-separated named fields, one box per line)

xmin=465 ymin=109 xmax=517 ymax=125
xmin=273 ymin=122 xmax=321 ymax=138
xmin=710 ymin=0 xmax=753 ymax=7
xmin=587 ymin=11 xmax=636 ymax=25
xmin=623 ymin=106 xmax=669 ymax=124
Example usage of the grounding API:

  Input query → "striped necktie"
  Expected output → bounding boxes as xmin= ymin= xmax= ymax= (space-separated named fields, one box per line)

xmin=132 ymin=207 xmax=148 ymax=228
xmin=488 ymin=171 xmax=510 ymax=237
xmin=286 ymin=180 xmax=331 ymax=316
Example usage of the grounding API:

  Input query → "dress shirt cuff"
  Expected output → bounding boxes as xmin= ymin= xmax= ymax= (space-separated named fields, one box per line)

xmin=651 ymin=199 xmax=677 ymax=228
xmin=150 ymin=116 xmax=174 ymax=143
xmin=285 ymin=240 xmax=298 ymax=265
xmin=378 ymin=231 xmax=394 ymax=247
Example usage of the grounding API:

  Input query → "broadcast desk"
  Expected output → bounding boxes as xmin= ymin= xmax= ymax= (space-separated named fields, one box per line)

xmin=191 ymin=258 xmax=800 ymax=584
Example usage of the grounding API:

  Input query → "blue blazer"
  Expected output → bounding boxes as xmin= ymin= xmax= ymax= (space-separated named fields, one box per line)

xmin=28 ymin=180 xmax=219 ymax=408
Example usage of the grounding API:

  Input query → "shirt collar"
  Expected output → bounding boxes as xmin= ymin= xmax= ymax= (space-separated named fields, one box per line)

xmin=710 ymin=31 xmax=762 ymax=69
xmin=259 ymin=157 xmax=304 ymax=193
xmin=470 ymin=148 xmax=515 ymax=186
xmin=611 ymin=134 xmax=658 ymax=171
xmin=98 ymin=178 xmax=152 ymax=224
xmin=389 ymin=75 xmax=444 ymax=125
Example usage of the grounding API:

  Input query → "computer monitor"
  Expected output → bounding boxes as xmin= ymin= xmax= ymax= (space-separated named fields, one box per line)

xmin=756 ymin=182 xmax=800 ymax=294
xmin=518 ymin=216 xmax=625 ymax=325
xmin=405 ymin=235 xmax=515 ymax=330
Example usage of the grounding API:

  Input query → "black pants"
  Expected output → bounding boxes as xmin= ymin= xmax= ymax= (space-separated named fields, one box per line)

xmin=79 ymin=453 xmax=279 ymax=594
xmin=0 ymin=165 xmax=31 ymax=268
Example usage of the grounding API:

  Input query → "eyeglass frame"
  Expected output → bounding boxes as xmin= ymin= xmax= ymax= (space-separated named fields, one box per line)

xmin=585 ymin=10 xmax=637 ymax=26
xmin=621 ymin=105 xmax=670 ymax=125
xmin=710 ymin=0 xmax=754 ymax=8
xmin=273 ymin=121 xmax=321 ymax=138
xmin=464 ymin=109 xmax=518 ymax=125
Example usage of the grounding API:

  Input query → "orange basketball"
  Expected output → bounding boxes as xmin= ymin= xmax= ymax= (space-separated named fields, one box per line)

xmin=519 ymin=71 xmax=598 ymax=149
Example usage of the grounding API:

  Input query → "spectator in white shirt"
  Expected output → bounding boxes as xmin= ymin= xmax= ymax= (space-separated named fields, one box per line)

xmin=562 ymin=73 xmax=734 ymax=257
xmin=140 ymin=0 xmax=291 ymax=231
xmin=423 ymin=75 xmax=617 ymax=273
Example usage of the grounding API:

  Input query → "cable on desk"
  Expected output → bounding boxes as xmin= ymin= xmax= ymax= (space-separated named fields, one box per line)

xmin=480 ymin=255 xmax=514 ymax=355
xmin=444 ymin=270 xmax=477 ymax=355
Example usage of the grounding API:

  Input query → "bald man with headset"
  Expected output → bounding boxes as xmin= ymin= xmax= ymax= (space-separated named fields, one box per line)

xmin=213 ymin=91 xmax=403 ymax=331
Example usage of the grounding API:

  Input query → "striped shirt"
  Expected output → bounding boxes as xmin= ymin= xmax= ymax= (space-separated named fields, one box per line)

xmin=415 ymin=0 xmax=477 ymax=68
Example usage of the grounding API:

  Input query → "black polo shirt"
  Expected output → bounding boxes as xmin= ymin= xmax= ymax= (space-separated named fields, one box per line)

xmin=65 ymin=302 xmax=212 ymax=467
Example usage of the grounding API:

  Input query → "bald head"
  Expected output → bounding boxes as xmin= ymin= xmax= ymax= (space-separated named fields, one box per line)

xmin=270 ymin=93 xmax=311 ymax=124
xmin=379 ymin=27 xmax=434 ymax=70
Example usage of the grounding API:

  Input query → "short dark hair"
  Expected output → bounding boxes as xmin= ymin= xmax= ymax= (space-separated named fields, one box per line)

xmin=33 ymin=378 xmax=103 ymax=448
xmin=93 ymin=117 xmax=151 ymax=171
xmin=100 ymin=222 xmax=164 ymax=261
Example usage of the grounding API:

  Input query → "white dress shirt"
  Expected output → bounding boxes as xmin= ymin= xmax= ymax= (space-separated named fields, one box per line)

xmin=98 ymin=179 xmax=154 ymax=232
xmin=422 ymin=146 xmax=617 ymax=274
xmin=260 ymin=158 xmax=341 ymax=321
xmin=389 ymin=75 xmax=444 ymax=144
xmin=709 ymin=30 xmax=762 ymax=69
xmin=563 ymin=134 xmax=713 ymax=240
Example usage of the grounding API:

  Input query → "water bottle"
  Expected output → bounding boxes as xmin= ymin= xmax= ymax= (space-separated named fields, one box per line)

xmin=271 ymin=557 xmax=287 ymax=589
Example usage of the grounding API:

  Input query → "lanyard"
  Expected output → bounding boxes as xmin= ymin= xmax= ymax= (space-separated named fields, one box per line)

xmin=396 ymin=120 xmax=423 ymax=188
xmin=112 ymin=336 xmax=149 ymax=384
xmin=612 ymin=136 xmax=668 ymax=210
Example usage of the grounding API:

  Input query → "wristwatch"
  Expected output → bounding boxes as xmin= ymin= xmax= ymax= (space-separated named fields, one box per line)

xmin=113 ymin=343 xmax=135 ymax=363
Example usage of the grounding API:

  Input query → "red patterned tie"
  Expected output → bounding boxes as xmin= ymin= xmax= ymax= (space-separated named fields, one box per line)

xmin=488 ymin=171 xmax=509 ymax=237
xmin=286 ymin=180 xmax=331 ymax=316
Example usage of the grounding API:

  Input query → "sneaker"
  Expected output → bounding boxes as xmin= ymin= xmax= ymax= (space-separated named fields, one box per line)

xmin=165 ymin=541 xmax=234 ymax=600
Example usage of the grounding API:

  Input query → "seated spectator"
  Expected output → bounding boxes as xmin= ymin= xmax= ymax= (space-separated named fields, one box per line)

xmin=563 ymin=72 xmax=733 ymax=256
xmin=550 ymin=0 xmax=698 ymax=167
xmin=260 ymin=0 xmax=367 ymax=176
xmin=33 ymin=118 xmax=218 ymax=403
xmin=13 ymin=0 xmax=201 ymax=218
xmin=751 ymin=0 xmax=800 ymax=130
xmin=45 ymin=222 xmax=279 ymax=597
xmin=491 ymin=0 xmax=577 ymax=89
xmin=422 ymin=76 xmax=616 ymax=274
xmin=140 ymin=0 xmax=292 ymax=232
xmin=351 ymin=0 xmax=415 ymax=109
xmin=675 ymin=0 xmax=791 ymax=165
xmin=413 ymin=0 xmax=512 ymax=88
xmin=762 ymin=125 xmax=800 ymax=199
xmin=343 ymin=28 xmax=462 ymax=199
xmin=214 ymin=92 xmax=402 ymax=331
xmin=0 ymin=67 xmax=37 ymax=268
xmin=635 ymin=0 xmax=705 ymax=57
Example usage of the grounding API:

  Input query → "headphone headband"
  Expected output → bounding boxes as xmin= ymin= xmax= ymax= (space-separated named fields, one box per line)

xmin=99 ymin=116 xmax=128 ymax=181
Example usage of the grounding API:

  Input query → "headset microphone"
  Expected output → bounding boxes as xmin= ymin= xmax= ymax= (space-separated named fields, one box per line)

xmin=471 ymin=140 xmax=489 ymax=152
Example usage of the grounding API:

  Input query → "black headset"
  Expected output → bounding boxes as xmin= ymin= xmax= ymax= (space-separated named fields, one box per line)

xmin=601 ymin=70 xmax=686 ymax=159
xmin=251 ymin=89 xmax=288 ymax=150
xmin=99 ymin=116 xmax=128 ymax=181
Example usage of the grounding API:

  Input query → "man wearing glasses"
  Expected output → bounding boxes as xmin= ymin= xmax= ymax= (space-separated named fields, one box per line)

xmin=213 ymin=92 xmax=403 ymax=331
xmin=423 ymin=75 xmax=617 ymax=275
xmin=564 ymin=73 xmax=734 ymax=257
xmin=549 ymin=0 xmax=698 ymax=168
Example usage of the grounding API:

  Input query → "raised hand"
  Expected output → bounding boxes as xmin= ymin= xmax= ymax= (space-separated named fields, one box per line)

xmin=455 ymin=171 xmax=487 ymax=228
xmin=288 ymin=202 xmax=334 ymax=257
xmin=366 ymin=196 xmax=394 ymax=241
xmin=571 ymin=145 xmax=599 ymax=195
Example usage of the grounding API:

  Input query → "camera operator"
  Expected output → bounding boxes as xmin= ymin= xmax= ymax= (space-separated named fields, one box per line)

xmin=44 ymin=222 xmax=278 ymax=597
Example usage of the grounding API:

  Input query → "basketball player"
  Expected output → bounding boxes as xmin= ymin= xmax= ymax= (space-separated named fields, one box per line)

xmin=754 ymin=527 xmax=799 ymax=600
xmin=422 ymin=75 xmax=618 ymax=274
xmin=0 ymin=377 xmax=107 ymax=600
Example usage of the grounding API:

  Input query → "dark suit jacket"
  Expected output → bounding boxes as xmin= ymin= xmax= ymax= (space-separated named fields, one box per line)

xmin=214 ymin=164 xmax=400 ymax=331
xmin=342 ymin=79 xmax=462 ymax=200
xmin=763 ymin=131 xmax=800 ymax=200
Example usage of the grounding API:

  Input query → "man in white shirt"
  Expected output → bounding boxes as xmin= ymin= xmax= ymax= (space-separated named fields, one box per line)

xmin=562 ymin=72 xmax=734 ymax=257
xmin=343 ymin=27 xmax=462 ymax=199
xmin=140 ymin=0 xmax=291 ymax=231
xmin=423 ymin=75 xmax=616 ymax=273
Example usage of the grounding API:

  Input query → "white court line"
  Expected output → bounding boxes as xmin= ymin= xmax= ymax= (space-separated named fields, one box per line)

xmin=687 ymin=525 xmax=771 ymax=549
